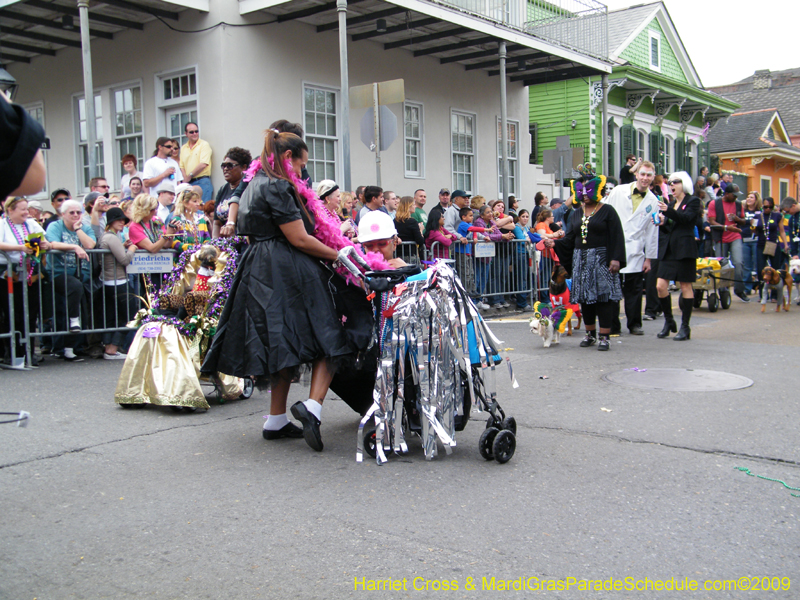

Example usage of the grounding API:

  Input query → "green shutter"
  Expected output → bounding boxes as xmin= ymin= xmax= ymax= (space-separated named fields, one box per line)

xmin=675 ymin=138 xmax=685 ymax=171
xmin=698 ymin=142 xmax=710 ymax=173
xmin=620 ymin=124 xmax=634 ymax=165
xmin=649 ymin=132 xmax=661 ymax=173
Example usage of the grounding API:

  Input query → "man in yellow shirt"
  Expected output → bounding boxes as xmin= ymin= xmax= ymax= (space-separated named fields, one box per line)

xmin=179 ymin=121 xmax=213 ymax=201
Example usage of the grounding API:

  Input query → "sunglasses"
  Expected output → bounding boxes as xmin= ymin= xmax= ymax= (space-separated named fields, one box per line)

xmin=764 ymin=205 xmax=773 ymax=210
xmin=108 ymin=201 xmax=120 ymax=206
xmin=97 ymin=184 xmax=110 ymax=189
xmin=162 ymin=144 xmax=174 ymax=149
xmin=362 ymin=240 xmax=391 ymax=251
xmin=66 ymin=210 xmax=82 ymax=215
xmin=667 ymin=180 xmax=683 ymax=186
xmin=220 ymin=162 xmax=240 ymax=170
xmin=186 ymin=129 xmax=198 ymax=134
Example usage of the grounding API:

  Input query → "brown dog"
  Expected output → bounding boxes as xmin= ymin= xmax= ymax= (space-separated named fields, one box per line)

xmin=760 ymin=266 xmax=791 ymax=313
xmin=549 ymin=263 xmax=582 ymax=334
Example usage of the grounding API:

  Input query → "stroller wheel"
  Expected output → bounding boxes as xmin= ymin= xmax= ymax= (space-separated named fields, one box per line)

xmin=479 ymin=427 xmax=499 ymax=460
xmin=183 ymin=407 xmax=197 ymax=413
xmin=363 ymin=429 xmax=377 ymax=459
xmin=501 ymin=416 xmax=517 ymax=435
xmin=492 ymin=430 xmax=516 ymax=464
xmin=240 ymin=377 xmax=255 ymax=399
xmin=170 ymin=406 xmax=183 ymax=412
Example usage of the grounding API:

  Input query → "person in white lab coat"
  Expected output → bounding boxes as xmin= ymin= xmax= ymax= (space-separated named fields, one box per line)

xmin=605 ymin=161 xmax=659 ymax=335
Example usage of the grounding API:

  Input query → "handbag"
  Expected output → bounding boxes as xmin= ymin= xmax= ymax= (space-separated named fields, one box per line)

xmin=763 ymin=241 xmax=777 ymax=256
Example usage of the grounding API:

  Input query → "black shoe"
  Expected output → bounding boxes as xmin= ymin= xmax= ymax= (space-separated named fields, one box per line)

xmin=642 ymin=314 xmax=656 ymax=321
xmin=674 ymin=326 xmax=691 ymax=341
xmin=657 ymin=319 xmax=677 ymax=338
xmin=628 ymin=326 xmax=644 ymax=335
xmin=609 ymin=328 xmax=622 ymax=336
xmin=579 ymin=333 xmax=596 ymax=347
xmin=262 ymin=422 xmax=304 ymax=440
xmin=290 ymin=401 xmax=323 ymax=451
xmin=735 ymin=291 xmax=750 ymax=303
xmin=597 ymin=337 xmax=610 ymax=351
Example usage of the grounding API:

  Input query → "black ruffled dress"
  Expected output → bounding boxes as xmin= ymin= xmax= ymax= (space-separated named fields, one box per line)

xmin=201 ymin=171 xmax=352 ymax=378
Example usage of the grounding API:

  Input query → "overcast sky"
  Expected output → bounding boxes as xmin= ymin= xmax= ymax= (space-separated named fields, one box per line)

xmin=601 ymin=0 xmax=796 ymax=88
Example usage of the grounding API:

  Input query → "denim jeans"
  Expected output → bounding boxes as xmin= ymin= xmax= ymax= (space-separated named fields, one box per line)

xmin=191 ymin=176 xmax=214 ymax=201
xmin=475 ymin=259 xmax=490 ymax=299
xmin=714 ymin=238 xmax=744 ymax=295
xmin=741 ymin=239 xmax=758 ymax=293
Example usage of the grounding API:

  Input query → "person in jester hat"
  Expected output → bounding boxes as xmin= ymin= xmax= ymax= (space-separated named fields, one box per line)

xmin=546 ymin=165 xmax=626 ymax=351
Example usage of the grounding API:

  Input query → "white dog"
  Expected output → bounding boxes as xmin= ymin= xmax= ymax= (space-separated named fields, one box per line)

xmin=529 ymin=303 xmax=572 ymax=348
xmin=789 ymin=258 xmax=800 ymax=305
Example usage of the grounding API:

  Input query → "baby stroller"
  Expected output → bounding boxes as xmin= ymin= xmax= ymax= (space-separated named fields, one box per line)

xmin=335 ymin=250 xmax=518 ymax=465
xmin=114 ymin=237 xmax=254 ymax=411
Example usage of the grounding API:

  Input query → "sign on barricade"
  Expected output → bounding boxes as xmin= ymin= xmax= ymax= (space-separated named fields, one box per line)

xmin=127 ymin=253 xmax=173 ymax=274
xmin=474 ymin=242 xmax=496 ymax=258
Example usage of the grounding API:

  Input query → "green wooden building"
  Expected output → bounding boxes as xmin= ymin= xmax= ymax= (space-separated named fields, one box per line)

xmin=528 ymin=1 xmax=739 ymax=182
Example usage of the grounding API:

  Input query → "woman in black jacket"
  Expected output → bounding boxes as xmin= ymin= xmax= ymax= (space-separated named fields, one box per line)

xmin=655 ymin=171 xmax=702 ymax=341
xmin=394 ymin=196 xmax=425 ymax=263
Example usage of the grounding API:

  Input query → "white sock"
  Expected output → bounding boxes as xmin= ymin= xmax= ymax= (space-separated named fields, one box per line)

xmin=264 ymin=413 xmax=289 ymax=431
xmin=69 ymin=317 xmax=80 ymax=326
xmin=64 ymin=347 xmax=76 ymax=359
xmin=303 ymin=399 xmax=322 ymax=420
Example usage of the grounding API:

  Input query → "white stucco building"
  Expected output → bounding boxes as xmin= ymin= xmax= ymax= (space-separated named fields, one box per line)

xmin=4 ymin=0 xmax=610 ymax=209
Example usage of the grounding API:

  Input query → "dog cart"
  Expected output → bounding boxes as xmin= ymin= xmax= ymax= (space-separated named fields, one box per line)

xmin=692 ymin=257 xmax=735 ymax=313
xmin=334 ymin=251 xmax=518 ymax=465
xmin=114 ymin=238 xmax=254 ymax=411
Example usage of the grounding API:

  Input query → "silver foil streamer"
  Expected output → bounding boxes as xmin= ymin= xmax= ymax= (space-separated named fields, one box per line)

xmin=357 ymin=261 xmax=514 ymax=464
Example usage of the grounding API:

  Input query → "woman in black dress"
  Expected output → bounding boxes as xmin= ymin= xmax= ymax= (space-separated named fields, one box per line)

xmin=202 ymin=131 xmax=347 ymax=452
xmin=655 ymin=171 xmax=702 ymax=341
xmin=548 ymin=174 xmax=626 ymax=351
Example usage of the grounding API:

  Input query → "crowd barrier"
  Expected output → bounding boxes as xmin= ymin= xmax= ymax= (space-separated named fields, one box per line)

xmin=1 ymin=238 xmax=554 ymax=370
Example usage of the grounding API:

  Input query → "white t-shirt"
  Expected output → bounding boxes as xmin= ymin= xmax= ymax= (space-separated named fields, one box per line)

xmin=142 ymin=156 xmax=183 ymax=195
xmin=0 ymin=217 xmax=45 ymax=266
xmin=121 ymin=171 xmax=145 ymax=198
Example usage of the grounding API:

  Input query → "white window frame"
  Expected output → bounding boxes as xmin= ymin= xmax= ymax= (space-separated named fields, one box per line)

xmin=73 ymin=92 xmax=106 ymax=194
xmin=302 ymin=82 xmax=340 ymax=185
xmin=648 ymin=30 xmax=661 ymax=73
xmin=637 ymin=130 xmax=646 ymax=160
xmin=24 ymin=102 xmax=48 ymax=199
xmin=403 ymin=101 xmax=425 ymax=179
xmin=451 ymin=109 xmax=477 ymax=195
xmin=760 ymin=176 xmax=772 ymax=198
xmin=112 ymin=81 xmax=145 ymax=187
xmin=155 ymin=66 xmax=199 ymax=145
xmin=496 ymin=117 xmax=519 ymax=197
xmin=779 ymin=178 xmax=790 ymax=200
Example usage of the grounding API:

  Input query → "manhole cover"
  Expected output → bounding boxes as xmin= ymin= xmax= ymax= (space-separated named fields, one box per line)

xmin=602 ymin=368 xmax=753 ymax=392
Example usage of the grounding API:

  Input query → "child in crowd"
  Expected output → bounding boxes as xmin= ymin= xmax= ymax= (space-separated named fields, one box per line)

xmin=425 ymin=211 xmax=456 ymax=260
xmin=454 ymin=206 xmax=481 ymax=300
xmin=359 ymin=211 xmax=407 ymax=268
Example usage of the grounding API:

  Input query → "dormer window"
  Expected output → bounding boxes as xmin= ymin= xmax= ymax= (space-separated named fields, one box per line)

xmin=649 ymin=31 xmax=661 ymax=72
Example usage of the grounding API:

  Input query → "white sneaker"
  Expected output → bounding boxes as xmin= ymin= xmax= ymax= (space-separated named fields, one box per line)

xmin=69 ymin=317 xmax=81 ymax=332
xmin=499 ymin=302 xmax=510 ymax=308
xmin=476 ymin=301 xmax=491 ymax=310
xmin=103 ymin=352 xmax=127 ymax=360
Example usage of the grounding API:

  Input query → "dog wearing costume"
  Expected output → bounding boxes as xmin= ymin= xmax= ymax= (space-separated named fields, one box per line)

xmin=760 ymin=265 xmax=791 ymax=313
xmin=548 ymin=263 xmax=582 ymax=335
xmin=530 ymin=302 xmax=573 ymax=348
xmin=788 ymin=258 xmax=800 ymax=305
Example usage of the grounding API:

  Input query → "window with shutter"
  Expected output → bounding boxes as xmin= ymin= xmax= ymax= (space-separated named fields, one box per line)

xmin=675 ymin=137 xmax=685 ymax=171
xmin=698 ymin=142 xmax=710 ymax=173
xmin=620 ymin=124 xmax=634 ymax=166
xmin=649 ymin=132 xmax=660 ymax=173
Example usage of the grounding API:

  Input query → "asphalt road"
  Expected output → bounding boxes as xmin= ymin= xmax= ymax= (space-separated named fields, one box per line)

xmin=1 ymin=294 xmax=799 ymax=599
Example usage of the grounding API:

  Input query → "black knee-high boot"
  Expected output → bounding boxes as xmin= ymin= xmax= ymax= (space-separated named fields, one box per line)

xmin=674 ymin=297 xmax=692 ymax=341
xmin=657 ymin=296 xmax=676 ymax=338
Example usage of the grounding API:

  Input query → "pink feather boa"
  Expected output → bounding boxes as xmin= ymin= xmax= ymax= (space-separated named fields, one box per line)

xmin=243 ymin=157 xmax=390 ymax=285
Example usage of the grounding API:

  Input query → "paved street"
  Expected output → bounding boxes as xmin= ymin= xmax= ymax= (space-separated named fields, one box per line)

xmin=2 ymin=294 xmax=799 ymax=599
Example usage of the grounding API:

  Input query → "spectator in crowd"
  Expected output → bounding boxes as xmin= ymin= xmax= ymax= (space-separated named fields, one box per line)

xmin=699 ymin=166 xmax=709 ymax=178
xmin=511 ymin=212 xmax=532 ymax=311
xmin=755 ymin=197 xmax=788 ymax=274
xmin=425 ymin=210 xmax=455 ymax=260
xmin=438 ymin=188 xmax=451 ymax=210
xmin=339 ymin=191 xmax=355 ymax=219
xmin=215 ymin=147 xmax=252 ymax=238
xmin=548 ymin=175 xmax=626 ymax=351
xmin=123 ymin=176 xmax=143 ymax=202
xmin=0 ymin=196 xmax=51 ymax=366
xmin=128 ymin=194 xmax=175 ymax=255
xmin=317 ymin=180 xmax=355 ymax=239
xmin=357 ymin=186 xmax=385 ymax=222
xmin=44 ymin=198 xmax=97 ymax=361
xmin=705 ymin=173 xmax=719 ymax=201
xmin=553 ymin=196 xmax=571 ymax=230
xmin=39 ymin=211 xmax=54 ymax=226
xmin=143 ymin=137 xmax=184 ymax=196
xmin=384 ymin=190 xmax=398 ymax=219
xmin=741 ymin=191 xmax=762 ymax=294
xmin=203 ymin=200 xmax=216 ymax=225
xmin=90 ymin=176 xmax=110 ymax=197
xmin=654 ymin=172 xmax=701 ymax=341
xmin=26 ymin=200 xmax=43 ymax=223
xmin=470 ymin=195 xmax=486 ymax=219
xmin=444 ymin=190 xmax=470 ymax=241
xmin=98 ymin=207 xmax=139 ymax=360
xmin=45 ymin=188 xmax=70 ymax=229
xmin=719 ymin=172 xmax=733 ymax=194
xmin=179 ymin=122 xmax=213 ymax=201
xmin=156 ymin=182 xmax=176 ymax=224
xmin=170 ymin=138 xmax=181 ymax=164
xmin=507 ymin=196 xmax=520 ymax=218
xmin=473 ymin=204 xmax=503 ymax=310
xmin=412 ymin=189 xmax=427 ymax=229
xmin=619 ymin=154 xmax=642 ymax=185
xmin=353 ymin=185 xmax=366 ymax=224
xmin=489 ymin=199 xmax=515 ymax=309
xmin=120 ymin=154 xmax=144 ymax=199
xmin=530 ymin=191 xmax=549 ymax=221
xmin=605 ymin=160 xmax=659 ymax=336
xmin=394 ymin=195 xmax=424 ymax=263
xmin=81 ymin=192 xmax=109 ymax=230
xmin=784 ymin=197 xmax=800 ymax=259
xmin=534 ymin=209 xmax=562 ymax=240
xmin=170 ymin=187 xmax=211 ymax=251
xmin=707 ymin=183 xmax=748 ymax=302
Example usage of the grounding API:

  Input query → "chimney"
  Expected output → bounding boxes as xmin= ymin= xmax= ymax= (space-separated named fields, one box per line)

xmin=753 ymin=69 xmax=772 ymax=90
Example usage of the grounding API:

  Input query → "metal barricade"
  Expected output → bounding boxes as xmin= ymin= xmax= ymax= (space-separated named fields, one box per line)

xmin=0 ymin=250 xmax=27 ymax=369
xmin=395 ymin=240 xmax=423 ymax=265
xmin=535 ymin=250 xmax=557 ymax=303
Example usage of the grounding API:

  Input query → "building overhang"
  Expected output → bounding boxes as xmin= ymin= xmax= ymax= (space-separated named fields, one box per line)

xmin=716 ymin=147 xmax=800 ymax=169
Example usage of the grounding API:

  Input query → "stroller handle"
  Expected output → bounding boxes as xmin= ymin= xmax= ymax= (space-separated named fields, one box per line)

xmin=334 ymin=246 xmax=371 ymax=281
